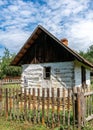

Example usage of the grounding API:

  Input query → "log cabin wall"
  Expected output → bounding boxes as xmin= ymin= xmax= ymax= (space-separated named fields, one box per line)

xmin=21 ymin=62 xmax=75 ymax=89
xmin=74 ymin=60 xmax=91 ymax=87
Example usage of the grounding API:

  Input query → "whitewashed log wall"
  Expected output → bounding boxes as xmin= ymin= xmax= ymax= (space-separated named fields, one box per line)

xmin=86 ymin=69 xmax=91 ymax=86
xmin=21 ymin=62 xmax=74 ymax=89
xmin=74 ymin=61 xmax=91 ymax=87
xmin=21 ymin=61 xmax=91 ymax=90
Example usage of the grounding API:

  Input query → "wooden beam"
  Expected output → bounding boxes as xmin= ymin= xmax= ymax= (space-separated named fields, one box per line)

xmin=84 ymin=91 xmax=93 ymax=96
xmin=86 ymin=114 xmax=93 ymax=121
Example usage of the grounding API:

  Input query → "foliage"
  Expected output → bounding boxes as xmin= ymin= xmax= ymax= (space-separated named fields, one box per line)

xmin=2 ymin=83 xmax=21 ymax=89
xmin=79 ymin=45 xmax=93 ymax=64
xmin=0 ymin=48 xmax=22 ymax=79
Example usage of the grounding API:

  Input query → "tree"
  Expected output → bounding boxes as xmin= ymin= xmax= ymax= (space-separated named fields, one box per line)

xmin=0 ymin=48 xmax=22 ymax=79
xmin=79 ymin=45 xmax=93 ymax=64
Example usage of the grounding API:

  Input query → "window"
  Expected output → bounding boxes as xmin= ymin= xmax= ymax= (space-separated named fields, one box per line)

xmin=44 ymin=67 xmax=51 ymax=79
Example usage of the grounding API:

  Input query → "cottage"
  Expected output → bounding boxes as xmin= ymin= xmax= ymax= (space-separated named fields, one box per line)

xmin=11 ymin=25 xmax=93 ymax=90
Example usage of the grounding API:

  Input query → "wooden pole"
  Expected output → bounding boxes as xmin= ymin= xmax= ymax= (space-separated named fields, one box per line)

xmin=47 ymin=88 xmax=49 ymax=127
xmin=52 ymin=88 xmax=55 ymax=128
xmin=42 ymin=88 xmax=45 ymax=125
xmin=5 ymin=88 xmax=8 ymax=120
xmin=76 ymin=87 xmax=81 ymax=130
xmin=0 ymin=88 xmax=2 ymax=114
xmin=57 ymin=88 xmax=60 ymax=127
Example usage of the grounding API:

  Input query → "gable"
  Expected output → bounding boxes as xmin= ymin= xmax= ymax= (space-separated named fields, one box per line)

xmin=17 ymin=31 xmax=74 ymax=65
xmin=11 ymin=25 xmax=93 ymax=68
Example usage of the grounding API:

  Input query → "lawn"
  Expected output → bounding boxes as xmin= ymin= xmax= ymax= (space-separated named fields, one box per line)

xmin=2 ymin=83 xmax=21 ymax=89
xmin=1 ymin=116 xmax=93 ymax=130
xmin=0 ymin=117 xmax=51 ymax=130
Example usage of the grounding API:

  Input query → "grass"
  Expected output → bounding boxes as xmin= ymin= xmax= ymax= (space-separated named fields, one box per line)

xmin=1 ymin=116 xmax=93 ymax=130
xmin=1 ymin=83 xmax=21 ymax=89
xmin=0 ymin=116 xmax=66 ymax=130
xmin=0 ymin=116 xmax=50 ymax=130
xmin=82 ymin=121 xmax=93 ymax=130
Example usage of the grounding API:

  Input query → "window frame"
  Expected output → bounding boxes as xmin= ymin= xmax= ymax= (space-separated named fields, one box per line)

xmin=43 ymin=66 xmax=51 ymax=80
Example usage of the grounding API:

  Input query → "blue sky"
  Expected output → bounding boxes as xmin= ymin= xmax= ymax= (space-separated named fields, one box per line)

xmin=0 ymin=0 xmax=93 ymax=56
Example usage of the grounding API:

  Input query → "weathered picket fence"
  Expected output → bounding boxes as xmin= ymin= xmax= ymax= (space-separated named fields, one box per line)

xmin=0 ymin=87 xmax=93 ymax=130
xmin=0 ymin=77 xmax=21 ymax=85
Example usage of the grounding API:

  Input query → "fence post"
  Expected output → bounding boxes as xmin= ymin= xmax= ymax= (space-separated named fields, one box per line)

xmin=5 ymin=88 xmax=8 ymax=120
xmin=57 ymin=88 xmax=60 ymax=127
xmin=75 ymin=87 xmax=83 ymax=130
xmin=75 ymin=87 xmax=85 ymax=130
xmin=42 ymin=88 xmax=45 ymax=125
xmin=0 ymin=88 xmax=2 ymax=114
xmin=77 ymin=87 xmax=81 ymax=130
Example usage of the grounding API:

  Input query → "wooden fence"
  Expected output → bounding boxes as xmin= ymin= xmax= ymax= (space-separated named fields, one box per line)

xmin=0 ymin=77 xmax=21 ymax=85
xmin=0 ymin=87 xmax=93 ymax=129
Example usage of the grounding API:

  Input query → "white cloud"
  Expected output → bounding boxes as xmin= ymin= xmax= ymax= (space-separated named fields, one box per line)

xmin=0 ymin=0 xmax=93 ymax=56
xmin=0 ymin=29 xmax=30 ymax=53
xmin=66 ymin=20 xmax=93 ymax=51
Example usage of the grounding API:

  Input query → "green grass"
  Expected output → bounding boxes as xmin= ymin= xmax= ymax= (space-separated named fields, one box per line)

xmin=1 ymin=83 xmax=21 ymax=89
xmin=0 ymin=116 xmax=65 ymax=130
xmin=1 ymin=116 xmax=93 ymax=130
xmin=0 ymin=116 xmax=50 ymax=130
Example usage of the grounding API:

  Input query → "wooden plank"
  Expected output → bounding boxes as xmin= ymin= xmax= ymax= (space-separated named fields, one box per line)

xmin=37 ymin=88 xmax=40 ymax=123
xmin=0 ymin=88 xmax=2 ymax=114
xmin=20 ymin=88 xmax=23 ymax=112
xmin=90 ymin=94 xmax=92 ymax=115
xmin=32 ymin=88 xmax=36 ymax=124
xmin=46 ymin=88 xmax=49 ymax=127
xmin=52 ymin=88 xmax=55 ymax=128
xmin=28 ymin=88 xmax=31 ymax=111
xmin=16 ymin=88 xmax=19 ymax=120
xmin=67 ymin=88 xmax=71 ymax=129
xmin=86 ymin=114 xmax=93 ymax=121
xmin=9 ymin=88 xmax=12 ymax=119
xmin=62 ymin=88 xmax=65 ymax=125
xmin=92 ymin=94 xmax=93 ymax=115
xmin=12 ymin=88 xmax=15 ymax=120
xmin=42 ymin=88 xmax=45 ymax=125
xmin=28 ymin=88 xmax=31 ymax=122
xmin=57 ymin=88 xmax=60 ymax=127
xmin=24 ymin=88 xmax=27 ymax=120
xmin=72 ymin=87 xmax=76 ymax=130
xmin=87 ymin=95 xmax=89 ymax=117
xmin=77 ymin=87 xmax=81 ymax=130
xmin=84 ymin=91 xmax=93 ymax=96
xmin=80 ymin=92 xmax=85 ymax=126
xmin=5 ymin=88 xmax=8 ymax=120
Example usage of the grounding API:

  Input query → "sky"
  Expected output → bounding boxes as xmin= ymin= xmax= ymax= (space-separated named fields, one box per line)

xmin=0 ymin=0 xmax=93 ymax=56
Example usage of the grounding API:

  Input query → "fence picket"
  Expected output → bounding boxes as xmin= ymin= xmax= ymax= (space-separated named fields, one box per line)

xmin=52 ymin=88 xmax=55 ymax=128
xmin=5 ymin=88 xmax=8 ymax=120
xmin=46 ymin=88 xmax=49 ymax=127
xmin=0 ymin=88 xmax=2 ymax=114
xmin=42 ymin=88 xmax=45 ymax=125
xmin=24 ymin=88 xmax=27 ymax=121
xmin=67 ymin=88 xmax=71 ymax=129
xmin=62 ymin=88 xmax=65 ymax=125
xmin=77 ymin=87 xmax=81 ymax=130
xmin=1 ymin=87 xmax=93 ymax=129
xmin=37 ymin=88 xmax=40 ymax=123
xmin=57 ymin=88 xmax=60 ymax=127
xmin=32 ymin=88 xmax=36 ymax=124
